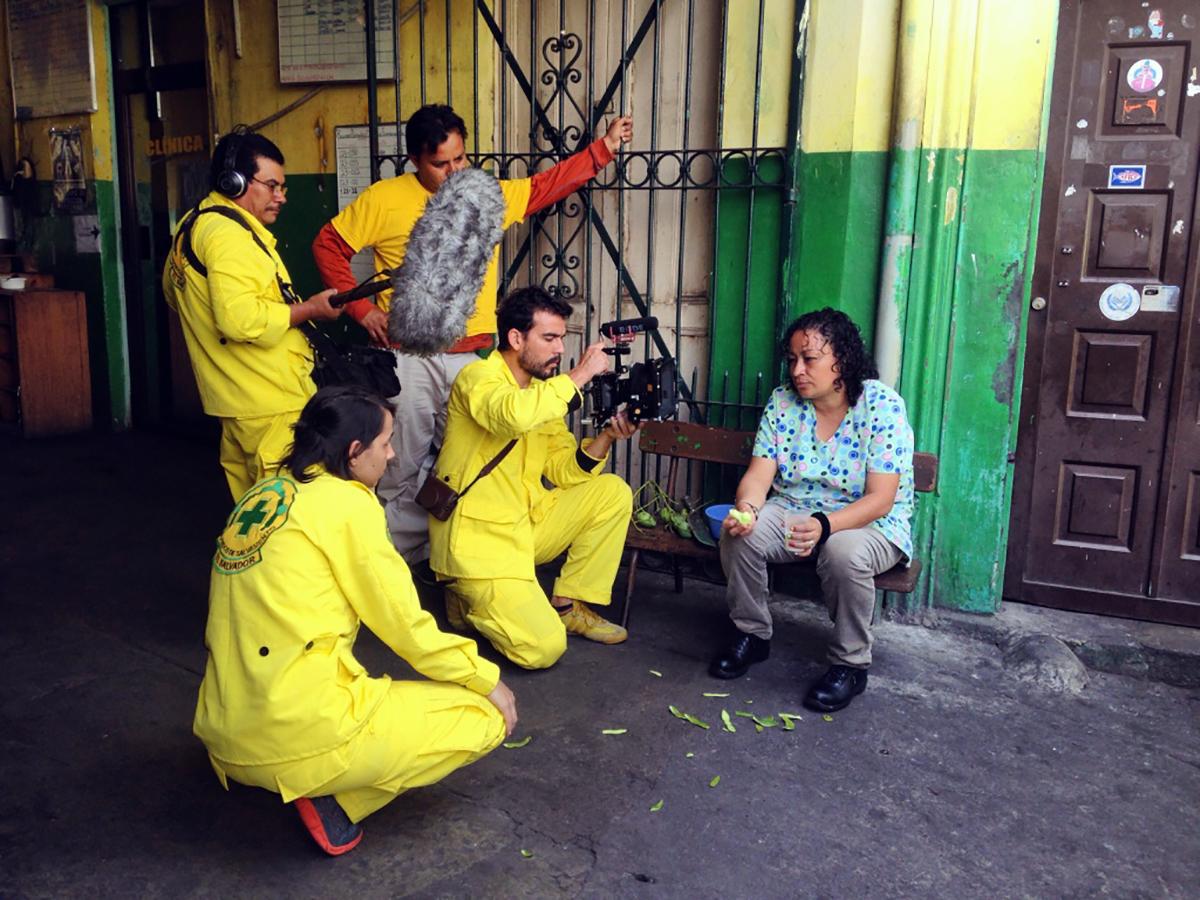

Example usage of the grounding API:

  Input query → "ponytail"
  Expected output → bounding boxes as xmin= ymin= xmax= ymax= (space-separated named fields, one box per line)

xmin=283 ymin=385 xmax=393 ymax=482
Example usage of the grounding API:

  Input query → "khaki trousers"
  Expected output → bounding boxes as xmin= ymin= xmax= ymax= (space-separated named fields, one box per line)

xmin=376 ymin=351 xmax=478 ymax=564
xmin=450 ymin=474 xmax=632 ymax=670
xmin=719 ymin=502 xmax=903 ymax=667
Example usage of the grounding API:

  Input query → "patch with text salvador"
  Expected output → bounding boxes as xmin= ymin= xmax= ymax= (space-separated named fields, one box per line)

xmin=213 ymin=477 xmax=296 ymax=574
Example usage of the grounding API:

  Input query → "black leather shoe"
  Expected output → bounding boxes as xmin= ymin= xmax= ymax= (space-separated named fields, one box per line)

xmin=709 ymin=632 xmax=770 ymax=679
xmin=803 ymin=665 xmax=869 ymax=712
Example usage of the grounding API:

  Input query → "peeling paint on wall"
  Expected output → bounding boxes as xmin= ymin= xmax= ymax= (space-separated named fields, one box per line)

xmin=991 ymin=259 xmax=1024 ymax=407
xmin=943 ymin=185 xmax=959 ymax=225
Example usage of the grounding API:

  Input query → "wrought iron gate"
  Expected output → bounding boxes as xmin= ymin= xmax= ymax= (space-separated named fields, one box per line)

xmin=363 ymin=0 xmax=801 ymax=475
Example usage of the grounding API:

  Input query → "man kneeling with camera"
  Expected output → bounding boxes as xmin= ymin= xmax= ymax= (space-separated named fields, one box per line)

xmin=427 ymin=287 xmax=637 ymax=669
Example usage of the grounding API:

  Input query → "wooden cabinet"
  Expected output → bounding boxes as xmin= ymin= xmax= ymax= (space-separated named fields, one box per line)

xmin=0 ymin=289 xmax=93 ymax=436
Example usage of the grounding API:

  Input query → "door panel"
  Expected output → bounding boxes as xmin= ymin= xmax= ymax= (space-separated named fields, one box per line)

xmin=111 ymin=0 xmax=209 ymax=430
xmin=1008 ymin=0 xmax=1200 ymax=624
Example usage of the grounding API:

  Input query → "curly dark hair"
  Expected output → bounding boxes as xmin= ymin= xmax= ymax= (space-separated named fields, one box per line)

xmin=405 ymin=104 xmax=468 ymax=158
xmin=780 ymin=307 xmax=878 ymax=406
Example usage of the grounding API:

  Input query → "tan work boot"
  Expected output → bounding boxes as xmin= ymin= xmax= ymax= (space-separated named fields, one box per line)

xmin=444 ymin=589 xmax=470 ymax=632
xmin=557 ymin=600 xmax=627 ymax=644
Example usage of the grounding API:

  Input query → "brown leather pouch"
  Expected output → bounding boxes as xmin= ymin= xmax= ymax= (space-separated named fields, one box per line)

xmin=415 ymin=473 xmax=460 ymax=521
xmin=416 ymin=439 xmax=517 ymax=522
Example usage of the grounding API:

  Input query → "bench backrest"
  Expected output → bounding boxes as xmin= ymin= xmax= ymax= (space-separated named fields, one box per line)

xmin=639 ymin=420 xmax=939 ymax=493
xmin=639 ymin=420 xmax=755 ymax=466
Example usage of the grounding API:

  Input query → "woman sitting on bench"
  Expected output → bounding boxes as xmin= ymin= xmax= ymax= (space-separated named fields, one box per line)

xmin=710 ymin=308 xmax=914 ymax=713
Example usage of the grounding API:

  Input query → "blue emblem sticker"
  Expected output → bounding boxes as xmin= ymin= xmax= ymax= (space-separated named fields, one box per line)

xmin=1098 ymin=283 xmax=1140 ymax=321
xmin=1108 ymin=165 xmax=1146 ymax=190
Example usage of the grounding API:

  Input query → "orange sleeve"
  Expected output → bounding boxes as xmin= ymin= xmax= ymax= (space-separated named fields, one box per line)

xmin=312 ymin=222 xmax=375 ymax=322
xmin=526 ymin=139 xmax=615 ymax=215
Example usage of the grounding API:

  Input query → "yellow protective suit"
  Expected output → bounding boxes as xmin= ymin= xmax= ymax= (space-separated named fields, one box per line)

xmin=193 ymin=468 xmax=505 ymax=823
xmin=162 ymin=191 xmax=315 ymax=498
xmin=428 ymin=352 xmax=632 ymax=669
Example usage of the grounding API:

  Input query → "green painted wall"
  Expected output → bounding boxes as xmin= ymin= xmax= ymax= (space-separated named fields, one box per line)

xmin=267 ymin=172 xmax=368 ymax=346
xmin=912 ymin=148 xmax=1042 ymax=612
xmin=267 ymin=173 xmax=340 ymax=298
xmin=788 ymin=150 xmax=889 ymax=347
xmin=867 ymin=144 xmax=1046 ymax=615
xmin=708 ymin=157 xmax=786 ymax=432
xmin=708 ymin=147 xmax=890 ymax=432
xmin=765 ymin=0 xmax=1057 ymax=617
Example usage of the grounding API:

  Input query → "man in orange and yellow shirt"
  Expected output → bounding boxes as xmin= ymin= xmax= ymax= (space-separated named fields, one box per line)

xmin=312 ymin=104 xmax=632 ymax=564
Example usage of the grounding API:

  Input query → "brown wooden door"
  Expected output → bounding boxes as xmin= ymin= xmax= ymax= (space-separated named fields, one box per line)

xmin=1007 ymin=1 xmax=1200 ymax=626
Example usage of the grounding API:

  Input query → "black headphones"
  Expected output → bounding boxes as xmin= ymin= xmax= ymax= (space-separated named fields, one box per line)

xmin=215 ymin=126 xmax=250 ymax=199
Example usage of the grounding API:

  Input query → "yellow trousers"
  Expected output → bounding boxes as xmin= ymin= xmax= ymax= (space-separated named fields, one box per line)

xmin=213 ymin=680 xmax=505 ymax=823
xmin=218 ymin=411 xmax=301 ymax=499
xmin=452 ymin=474 xmax=631 ymax=670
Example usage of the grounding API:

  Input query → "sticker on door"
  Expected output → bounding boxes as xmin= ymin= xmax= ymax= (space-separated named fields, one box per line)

xmin=1098 ymin=282 xmax=1140 ymax=321
xmin=1108 ymin=165 xmax=1146 ymax=189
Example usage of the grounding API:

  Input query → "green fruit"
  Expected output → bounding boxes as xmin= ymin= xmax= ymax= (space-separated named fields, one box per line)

xmin=730 ymin=508 xmax=753 ymax=526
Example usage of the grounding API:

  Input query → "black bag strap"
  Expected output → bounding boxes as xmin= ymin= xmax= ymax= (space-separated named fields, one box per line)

xmin=457 ymin=439 xmax=518 ymax=499
xmin=173 ymin=204 xmax=343 ymax=359
xmin=174 ymin=205 xmax=274 ymax=277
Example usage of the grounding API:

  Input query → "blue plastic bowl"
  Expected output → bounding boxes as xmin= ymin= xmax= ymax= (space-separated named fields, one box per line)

xmin=704 ymin=503 xmax=734 ymax=541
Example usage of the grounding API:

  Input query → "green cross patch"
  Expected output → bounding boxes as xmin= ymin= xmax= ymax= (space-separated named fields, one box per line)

xmin=214 ymin=477 xmax=296 ymax=574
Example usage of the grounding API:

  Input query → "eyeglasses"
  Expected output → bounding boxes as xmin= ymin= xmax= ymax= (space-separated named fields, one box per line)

xmin=252 ymin=176 xmax=288 ymax=197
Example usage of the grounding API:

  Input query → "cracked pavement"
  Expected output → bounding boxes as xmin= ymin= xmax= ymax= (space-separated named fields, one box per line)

xmin=3 ymin=432 xmax=1198 ymax=898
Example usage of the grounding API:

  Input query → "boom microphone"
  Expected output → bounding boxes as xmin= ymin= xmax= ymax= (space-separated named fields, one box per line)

xmin=330 ymin=276 xmax=391 ymax=308
xmin=387 ymin=167 xmax=506 ymax=355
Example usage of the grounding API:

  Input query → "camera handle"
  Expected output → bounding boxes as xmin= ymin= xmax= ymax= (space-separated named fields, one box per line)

xmin=602 ymin=344 xmax=631 ymax=375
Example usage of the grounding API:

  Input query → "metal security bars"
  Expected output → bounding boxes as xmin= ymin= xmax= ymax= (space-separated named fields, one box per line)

xmin=364 ymin=0 xmax=800 ymax=476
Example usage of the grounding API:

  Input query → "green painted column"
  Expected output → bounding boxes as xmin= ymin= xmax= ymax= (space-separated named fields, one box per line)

xmin=708 ymin=0 xmax=798 ymax=429
xmin=884 ymin=0 xmax=1056 ymax=612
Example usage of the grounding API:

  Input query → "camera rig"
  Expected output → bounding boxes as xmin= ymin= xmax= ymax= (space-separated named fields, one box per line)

xmin=588 ymin=316 xmax=678 ymax=429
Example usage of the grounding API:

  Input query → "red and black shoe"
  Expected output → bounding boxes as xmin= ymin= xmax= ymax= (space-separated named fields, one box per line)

xmin=294 ymin=796 xmax=363 ymax=856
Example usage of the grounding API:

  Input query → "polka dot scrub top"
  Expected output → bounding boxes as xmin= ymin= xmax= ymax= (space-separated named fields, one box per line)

xmin=752 ymin=379 xmax=915 ymax=560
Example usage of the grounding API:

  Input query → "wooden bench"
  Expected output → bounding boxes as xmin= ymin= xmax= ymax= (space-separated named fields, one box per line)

xmin=621 ymin=419 xmax=939 ymax=628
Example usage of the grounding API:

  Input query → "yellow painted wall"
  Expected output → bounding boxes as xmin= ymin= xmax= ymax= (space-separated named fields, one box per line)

xmin=800 ymin=0 xmax=900 ymax=153
xmin=721 ymin=0 xmax=796 ymax=148
xmin=10 ymin=1 xmax=116 ymax=185
xmin=971 ymin=0 xmax=1055 ymax=151
xmin=204 ymin=0 xmax=497 ymax=174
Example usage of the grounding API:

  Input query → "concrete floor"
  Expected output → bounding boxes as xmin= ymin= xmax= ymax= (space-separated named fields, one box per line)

xmin=2 ymin=431 xmax=1199 ymax=899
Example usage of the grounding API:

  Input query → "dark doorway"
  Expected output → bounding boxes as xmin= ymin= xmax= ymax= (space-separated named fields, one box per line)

xmin=110 ymin=0 xmax=211 ymax=432
xmin=1007 ymin=1 xmax=1200 ymax=626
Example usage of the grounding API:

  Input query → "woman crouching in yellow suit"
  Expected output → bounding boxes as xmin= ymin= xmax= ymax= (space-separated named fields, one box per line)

xmin=193 ymin=385 xmax=518 ymax=855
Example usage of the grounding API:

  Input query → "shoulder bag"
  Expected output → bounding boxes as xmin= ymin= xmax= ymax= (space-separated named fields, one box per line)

xmin=174 ymin=206 xmax=401 ymax=398
xmin=416 ymin=439 xmax=517 ymax=521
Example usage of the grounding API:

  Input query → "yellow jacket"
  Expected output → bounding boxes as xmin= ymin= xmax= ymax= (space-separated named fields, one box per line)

xmin=163 ymin=191 xmax=313 ymax=418
xmin=194 ymin=469 xmax=499 ymax=770
xmin=429 ymin=352 xmax=608 ymax=580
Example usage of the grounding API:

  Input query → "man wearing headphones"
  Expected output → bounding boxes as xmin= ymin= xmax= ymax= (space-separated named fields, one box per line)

xmin=164 ymin=130 xmax=343 ymax=499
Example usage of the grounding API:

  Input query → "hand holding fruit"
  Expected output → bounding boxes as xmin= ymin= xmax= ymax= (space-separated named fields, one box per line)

xmin=724 ymin=503 xmax=757 ymax=537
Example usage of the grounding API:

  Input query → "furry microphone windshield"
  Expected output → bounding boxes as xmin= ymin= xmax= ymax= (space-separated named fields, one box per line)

xmin=387 ymin=167 xmax=506 ymax=355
